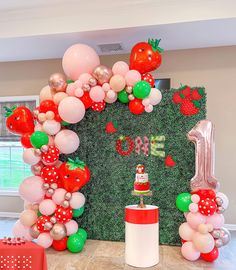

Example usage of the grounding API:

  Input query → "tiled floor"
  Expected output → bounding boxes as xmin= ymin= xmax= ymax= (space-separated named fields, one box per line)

xmin=1 ymin=218 xmax=236 ymax=270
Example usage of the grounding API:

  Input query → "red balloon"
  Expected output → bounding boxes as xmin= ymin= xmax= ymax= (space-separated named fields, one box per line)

xmin=91 ymin=101 xmax=106 ymax=112
xmin=201 ymin=247 xmax=219 ymax=262
xmin=21 ymin=132 xmax=33 ymax=148
xmin=181 ymin=239 xmax=187 ymax=244
xmin=41 ymin=165 xmax=60 ymax=184
xmin=141 ymin=73 xmax=155 ymax=88
xmin=192 ymin=189 xmax=216 ymax=200
xmin=198 ymin=198 xmax=217 ymax=216
xmin=36 ymin=216 xmax=51 ymax=232
xmin=39 ymin=100 xmax=57 ymax=114
xmin=80 ymin=92 xmax=93 ymax=109
xmin=52 ymin=237 xmax=68 ymax=251
xmin=129 ymin=98 xmax=145 ymax=115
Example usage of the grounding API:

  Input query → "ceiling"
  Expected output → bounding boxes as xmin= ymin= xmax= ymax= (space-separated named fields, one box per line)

xmin=0 ymin=0 xmax=236 ymax=61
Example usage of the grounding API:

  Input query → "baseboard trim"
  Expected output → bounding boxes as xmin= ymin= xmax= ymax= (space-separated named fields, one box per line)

xmin=224 ymin=224 xmax=236 ymax=231
xmin=0 ymin=212 xmax=20 ymax=218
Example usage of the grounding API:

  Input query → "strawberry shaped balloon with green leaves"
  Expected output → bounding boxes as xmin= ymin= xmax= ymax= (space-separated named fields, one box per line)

xmin=59 ymin=158 xmax=91 ymax=193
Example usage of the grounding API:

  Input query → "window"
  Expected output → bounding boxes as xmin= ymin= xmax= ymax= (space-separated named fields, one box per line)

xmin=0 ymin=96 xmax=39 ymax=193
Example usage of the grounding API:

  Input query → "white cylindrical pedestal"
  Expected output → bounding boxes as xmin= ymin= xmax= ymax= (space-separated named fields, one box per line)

xmin=125 ymin=205 xmax=159 ymax=268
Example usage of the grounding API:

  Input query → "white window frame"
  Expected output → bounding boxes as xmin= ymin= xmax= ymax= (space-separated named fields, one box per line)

xmin=0 ymin=95 xmax=39 ymax=196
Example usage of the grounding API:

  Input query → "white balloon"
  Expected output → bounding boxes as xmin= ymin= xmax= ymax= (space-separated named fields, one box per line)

xmin=216 ymin=192 xmax=229 ymax=209
xmin=149 ymin=88 xmax=162 ymax=105
xmin=70 ymin=192 xmax=85 ymax=209
xmin=43 ymin=120 xmax=61 ymax=135
xmin=54 ymin=129 xmax=80 ymax=154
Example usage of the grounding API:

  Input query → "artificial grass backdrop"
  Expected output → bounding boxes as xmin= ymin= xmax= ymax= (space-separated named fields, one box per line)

xmin=68 ymin=87 xmax=206 ymax=245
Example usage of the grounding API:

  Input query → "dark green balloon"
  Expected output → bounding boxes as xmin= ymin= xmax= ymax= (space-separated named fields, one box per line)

xmin=77 ymin=228 xmax=87 ymax=241
xmin=67 ymin=79 xmax=74 ymax=84
xmin=176 ymin=192 xmax=192 ymax=212
xmin=30 ymin=131 xmax=49 ymax=149
xmin=37 ymin=210 xmax=42 ymax=217
xmin=118 ymin=90 xmax=129 ymax=103
xmin=73 ymin=207 xmax=84 ymax=218
xmin=67 ymin=234 xmax=85 ymax=253
xmin=133 ymin=80 xmax=151 ymax=99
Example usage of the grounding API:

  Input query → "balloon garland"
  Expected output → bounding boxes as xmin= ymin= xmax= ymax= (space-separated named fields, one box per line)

xmin=6 ymin=39 xmax=164 ymax=252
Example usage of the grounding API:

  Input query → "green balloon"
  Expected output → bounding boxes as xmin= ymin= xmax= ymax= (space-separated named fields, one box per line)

xmin=73 ymin=207 xmax=84 ymax=218
xmin=133 ymin=80 xmax=151 ymax=99
xmin=67 ymin=234 xmax=85 ymax=253
xmin=37 ymin=210 xmax=42 ymax=217
xmin=176 ymin=193 xmax=192 ymax=212
xmin=30 ymin=131 xmax=49 ymax=149
xmin=61 ymin=120 xmax=70 ymax=126
xmin=118 ymin=90 xmax=129 ymax=103
xmin=67 ymin=79 xmax=74 ymax=84
xmin=77 ymin=228 xmax=87 ymax=241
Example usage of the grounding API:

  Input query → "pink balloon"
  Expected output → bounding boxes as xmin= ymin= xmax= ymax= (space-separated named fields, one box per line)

xmin=109 ymin=75 xmax=126 ymax=92
xmin=62 ymin=44 xmax=100 ymax=81
xmin=53 ymin=92 xmax=68 ymax=105
xmin=70 ymin=192 xmax=85 ymax=209
xmin=78 ymin=73 xmax=92 ymax=84
xmin=58 ymin=96 xmax=85 ymax=124
xmin=12 ymin=220 xmax=33 ymax=241
xmin=142 ymin=98 xmax=150 ymax=106
xmin=34 ymin=123 xmax=43 ymax=132
xmin=20 ymin=209 xmax=38 ymax=227
xmin=40 ymin=85 xmax=56 ymax=102
xmin=43 ymin=120 xmax=61 ymax=136
xmin=37 ymin=233 xmax=53 ymax=248
xmin=187 ymin=212 xmax=207 ymax=229
xmin=102 ymin=83 xmax=110 ymax=92
xmin=149 ymin=88 xmax=162 ymax=105
xmin=181 ymin=242 xmax=200 ymax=261
xmin=89 ymin=86 xmax=105 ymax=102
xmin=206 ymin=213 xmax=225 ymax=229
xmin=66 ymin=83 xmax=76 ymax=96
xmin=184 ymin=212 xmax=189 ymax=219
xmin=19 ymin=176 xmax=45 ymax=203
xmin=104 ymin=92 xmax=117 ymax=104
xmin=48 ymin=135 xmax=55 ymax=146
xmin=65 ymin=220 xmax=79 ymax=236
xmin=125 ymin=70 xmax=141 ymax=86
xmin=52 ymin=188 xmax=67 ymax=205
xmin=112 ymin=61 xmax=129 ymax=76
xmin=54 ymin=129 xmax=80 ymax=154
xmin=23 ymin=148 xmax=41 ymax=165
xmin=39 ymin=199 xmax=56 ymax=216
xmin=144 ymin=104 xmax=153 ymax=113
xmin=189 ymin=203 xmax=199 ymax=213
xmin=179 ymin=222 xmax=195 ymax=241
xmin=74 ymin=87 xmax=84 ymax=98
xmin=192 ymin=232 xmax=215 ymax=253
xmin=191 ymin=194 xmax=200 ymax=204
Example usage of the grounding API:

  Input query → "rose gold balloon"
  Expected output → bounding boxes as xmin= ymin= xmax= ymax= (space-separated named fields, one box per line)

xmin=30 ymin=224 xmax=40 ymax=239
xmin=187 ymin=120 xmax=220 ymax=191
xmin=31 ymin=161 xmax=44 ymax=176
xmin=50 ymin=216 xmax=57 ymax=224
xmin=50 ymin=223 xmax=67 ymax=240
xmin=92 ymin=65 xmax=113 ymax=85
xmin=88 ymin=77 xmax=97 ymax=87
xmin=49 ymin=73 xmax=67 ymax=92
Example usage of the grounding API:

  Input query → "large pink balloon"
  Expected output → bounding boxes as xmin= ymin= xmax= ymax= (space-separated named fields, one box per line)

xmin=62 ymin=44 xmax=100 ymax=81
xmin=19 ymin=176 xmax=45 ymax=203
xmin=125 ymin=70 xmax=141 ymax=86
xmin=181 ymin=242 xmax=200 ymax=261
xmin=192 ymin=232 xmax=215 ymax=253
xmin=70 ymin=192 xmax=85 ymax=209
xmin=89 ymin=86 xmax=105 ymax=102
xmin=186 ymin=212 xmax=207 ymax=230
xmin=52 ymin=188 xmax=67 ymax=205
xmin=12 ymin=220 xmax=33 ymax=241
xmin=37 ymin=233 xmax=53 ymax=248
xmin=39 ymin=199 xmax=56 ymax=216
xmin=23 ymin=148 xmax=41 ymax=165
xmin=179 ymin=222 xmax=195 ymax=241
xmin=65 ymin=220 xmax=78 ymax=236
xmin=58 ymin=96 xmax=85 ymax=124
xmin=20 ymin=209 xmax=38 ymax=227
xmin=112 ymin=61 xmax=129 ymax=76
xmin=206 ymin=213 xmax=225 ymax=229
xmin=54 ymin=129 xmax=80 ymax=154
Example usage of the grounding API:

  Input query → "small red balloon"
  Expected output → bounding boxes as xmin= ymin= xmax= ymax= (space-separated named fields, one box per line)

xmin=80 ymin=92 xmax=93 ymax=109
xmin=201 ymin=247 xmax=219 ymax=262
xmin=41 ymin=146 xmax=60 ymax=165
xmin=141 ymin=73 xmax=155 ymax=87
xmin=36 ymin=216 xmax=51 ymax=232
xmin=21 ymin=132 xmax=33 ymax=148
xmin=40 ymin=100 xmax=57 ymax=114
xmin=91 ymin=101 xmax=106 ymax=112
xmin=192 ymin=189 xmax=216 ymax=200
xmin=54 ymin=205 xmax=73 ymax=223
xmin=198 ymin=197 xmax=217 ymax=216
xmin=41 ymin=165 xmax=60 ymax=184
xmin=181 ymin=239 xmax=187 ymax=244
xmin=129 ymin=98 xmax=145 ymax=115
xmin=52 ymin=237 xmax=68 ymax=251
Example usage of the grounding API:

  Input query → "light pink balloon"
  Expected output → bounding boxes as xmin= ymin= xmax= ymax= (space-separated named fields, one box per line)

xmin=74 ymin=80 xmax=83 ymax=88
xmin=39 ymin=199 xmax=56 ymax=216
xmin=78 ymin=73 xmax=92 ymax=84
xmin=23 ymin=148 xmax=41 ymax=165
xmin=34 ymin=123 xmax=43 ymax=132
xmin=20 ymin=209 xmax=38 ymax=227
xmin=192 ymin=232 xmax=215 ymax=253
xmin=112 ymin=61 xmax=129 ymax=76
xmin=181 ymin=241 xmax=200 ymax=261
xmin=37 ymin=233 xmax=53 ymax=248
xmin=58 ymin=96 xmax=85 ymax=124
xmin=142 ymin=98 xmax=150 ymax=106
xmin=189 ymin=203 xmax=199 ymax=213
xmin=19 ymin=176 xmax=45 ymax=203
xmin=48 ymin=135 xmax=55 ymax=146
xmin=89 ymin=86 xmax=105 ymax=102
xmin=109 ymin=75 xmax=126 ymax=92
xmin=104 ymin=92 xmax=117 ymax=104
xmin=184 ymin=212 xmax=189 ymax=219
xmin=145 ymin=104 xmax=153 ymax=113
xmin=24 ymin=201 xmax=39 ymax=211
xmin=12 ymin=220 xmax=33 ymax=241
xmin=70 ymin=192 xmax=85 ymax=209
xmin=149 ymin=88 xmax=162 ymax=105
xmin=62 ymin=44 xmax=100 ymax=81
xmin=54 ymin=129 xmax=80 ymax=154
xmin=66 ymin=83 xmax=76 ymax=96
xmin=43 ymin=120 xmax=61 ymax=136
xmin=52 ymin=188 xmax=67 ymax=205
xmin=206 ymin=213 xmax=225 ymax=229
xmin=53 ymin=92 xmax=68 ymax=105
xmin=179 ymin=222 xmax=195 ymax=241
xmin=65 ymin=220 xmax=79 ymax=236
xmin=125 ymin=70 xmax=141 ymax=86
xmin=187 ymin=212 xmax=206 ymax=229
xmin=74 ymin=87 xmax=84 ymax=98
xmin=102 ymin=83 xmax=110 ymax=92
xmin=40 ymin=85 xmax=56 ymax=102
xmin=191 ymin=194 xmax=200 ymax=204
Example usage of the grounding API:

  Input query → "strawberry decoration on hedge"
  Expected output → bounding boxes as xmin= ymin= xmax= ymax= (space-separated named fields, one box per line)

xmin=105 ymin=121 xmax=118 ymax=134
xmin=5 ymin=106 xmax=35 ymax=135
xmin=165 ymin=155 xmax=176 ymax=167
xmin=59 ymin=158 xmax=91 ymax=193
xmin=172 ymin=86 xmax=204 ymax=116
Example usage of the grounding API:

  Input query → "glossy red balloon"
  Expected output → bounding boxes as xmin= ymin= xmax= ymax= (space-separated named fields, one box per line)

xmin=80 ymin=92 xmax=93 ymax=109
xmin=52 ymin=237 xmax=68 ymax=251
xmin=39 ymin=100 xmax=57 ymax=114
xmin=129 ymin=98 xmax=145 ymax=115
xmin=191 ymin=189 xmax=216 ymax=200
xmin=141 ymin=73 xmax=155 ymax=88
xmin=201 ymin=247 xmax=219 ymax=262
xmin=21 ymin=132 xmax=33 ymax=148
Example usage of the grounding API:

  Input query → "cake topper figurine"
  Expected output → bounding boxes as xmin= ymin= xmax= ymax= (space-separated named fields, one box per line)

xmin=132 ymin=164 xmax=152 ymax=208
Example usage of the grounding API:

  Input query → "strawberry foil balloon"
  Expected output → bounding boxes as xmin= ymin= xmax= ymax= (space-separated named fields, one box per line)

xmin=5 ymin=106 xmax=35 ymax=135
xmin=59 ymin=158 xmax=90 ymax=193
xmin=130 ymin=38 xmax=163 ymax=74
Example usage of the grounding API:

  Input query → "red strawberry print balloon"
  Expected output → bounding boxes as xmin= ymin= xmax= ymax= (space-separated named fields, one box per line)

xmin=41 ymin=165 xmax=60 ymax=184
xmin=198 ymin=197 xmax=217 ymax=216
xmin=59 ymin=158 xmax=90 ymax=193
xmin=91 ymin=101 xmax=106 ymax=112
xmin=54 ymin=206 xmax=73 ymax=223
xmin=36 ymin=216 xmax=51 ymax=232
xmin=41 ymin=146 xmax=60 ymax=165
xmin=141 ymin=73 xmax=155 ymax=87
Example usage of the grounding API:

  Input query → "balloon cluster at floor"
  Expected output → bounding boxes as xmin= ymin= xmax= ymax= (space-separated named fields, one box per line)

xmin=6 ymin=39 xmax=163 ymax=252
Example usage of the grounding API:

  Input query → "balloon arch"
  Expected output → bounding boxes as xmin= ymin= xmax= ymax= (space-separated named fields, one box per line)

xmin=5 ymin=39 xmax=230 ymax=260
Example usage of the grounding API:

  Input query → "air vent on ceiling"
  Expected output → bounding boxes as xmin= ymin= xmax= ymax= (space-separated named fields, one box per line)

xmin=97 ymin=43 xmax=124 ymax=53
